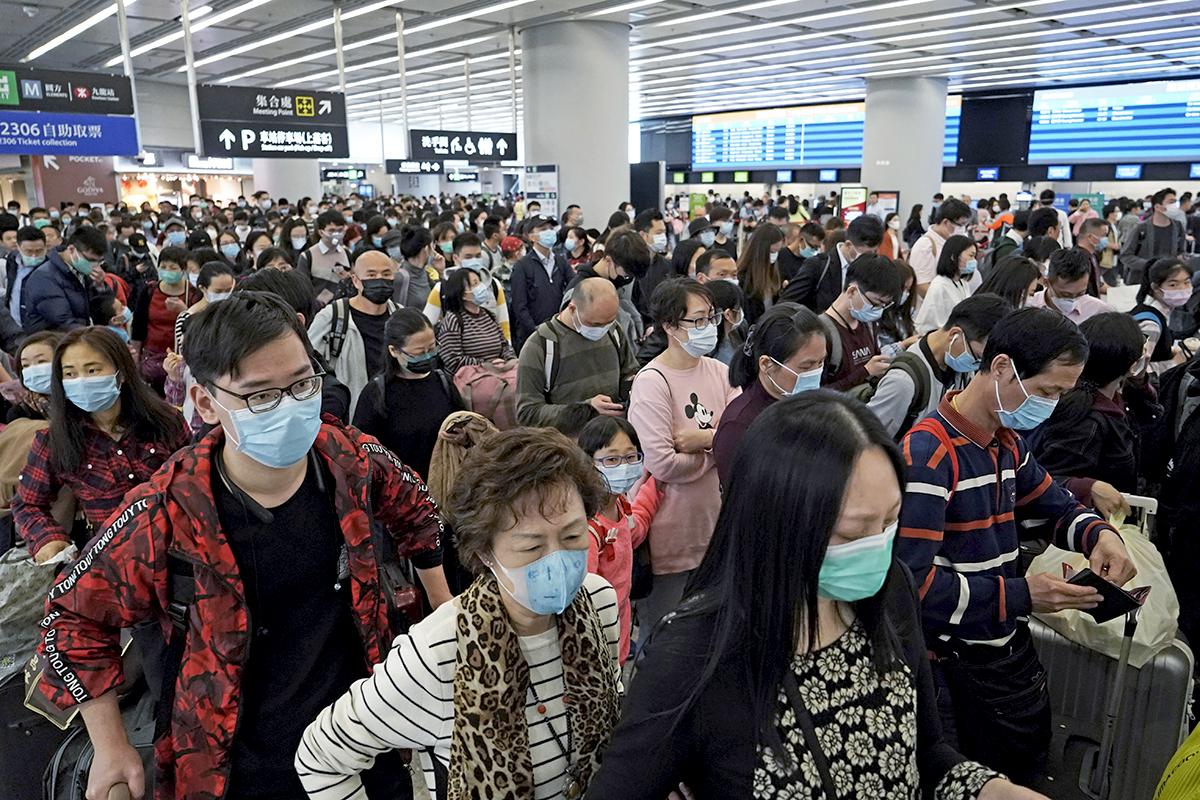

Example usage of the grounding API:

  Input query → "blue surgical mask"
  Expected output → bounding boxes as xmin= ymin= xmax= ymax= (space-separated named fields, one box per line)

xmin=461 ymin=257 xmax=485 ymax=272
xmin=699 ymin=230 xmax=716 ymax=247
xmin=818 ymin=522 xmax=897 ymax=602
xmin=21 ymin=362 xmax=52 ymax=395
xmin=489 ymin=548 xmax=588 ymax=615
xmin=372 ymin=235 xmax=383 ymax=248
xmin=159 ymin=268 xmax=183 ymax=284
xmin=291 ymin=235 xmax=308 ymax=250
xmin=471 ymin=283 xmax=494 ymax=307
xmin=564 ymin=237 xmax=578 ymax=253
xmin=719 ymin=221 xmax=734 ymax=237
xmin=63 ymin=374 xmax=121 ymax=413
xmin=220 ymin=243 xmax=240 ymax=260
xmin=994 ymin=369 xmax=1058 ymax=430
xmin=652 ymin=232 xmax=668 ymax=253
xmin=799 ymin=246 xmax=818 ymax=258
xmin=672 ymin=324 xmax=718 ymax=358
xmin=537 ymin=229 xmax=558 ymax=249
xmin=1052 ymin=296 xmax=1077 ymax=316
xmin=574 ymin=309 xmax=612 ymax=342
xmin=944 ymin=333 xmax=980 ymax=374
xmin=768 ymin=358 xmax=823 ymax=396
xmin=121 ymin=306 xmax=133 ymax=324
xmin=207 ymin=291 xmax=232 ymax=304
xmin=598 ymin=462 xmax=641 ymax=496
xmin=188 ymin=272 xmax=200 ymax=287
xmin=387 ymin=245 xmax=403 ymax=261
xmin=849 ymin=289 xmax=885 ymax=323
xmin=1097 ymin=236 xmax=1109 ymax=251
xmin=165 ymin=230 xmax=186 ymax=246
xmin=216 ymin=393 xmax=322 ymax=469
xmin=108 ymin=325 xmax=131 ymax=343
xmin=71 ymin=255 xmax=94 ymax=276
xmin=961 ymin=259 xmax=977 ymax=277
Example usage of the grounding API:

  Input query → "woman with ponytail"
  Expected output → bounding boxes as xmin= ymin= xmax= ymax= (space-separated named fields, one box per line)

xmin=1130 ymin=257 xmax=1194 ymax=373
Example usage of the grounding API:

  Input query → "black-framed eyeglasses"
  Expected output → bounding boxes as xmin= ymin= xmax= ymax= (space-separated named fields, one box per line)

xmin=212 ymin=367 xmax=326 ymax=414
xmin=594 ymin=453 xmax=644 ymax=468
xmin=678 ymin=312 xmax=722 ymax=330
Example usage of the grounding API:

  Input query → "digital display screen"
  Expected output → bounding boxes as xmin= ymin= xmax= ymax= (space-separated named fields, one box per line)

xmin=1046 ymin=165 xmax=1073 ymax=180
xmin=818 ymin=169 xmax=839 ymax=182
xmin=672 ymin=172 xmax=686 ymax=184
xmin=733 ymin=170 xmax=749 ymax=183
xmin=976 ymin=167 xmax=999 ymax=181
xmin=776 ymin=170 xmax=793 ymax=182
xmin=1191 ymin=163 xmax=1200 ymax=179
xmin=1029 ymin=79 xmax=1200 ymax=163
xmin=700 ymin=171 xmax=715 ymax=183
xmin=691 ymin=96 xmax=961 ymax=169
xmin=1114 ymin=164 xmax=1143 ymax=179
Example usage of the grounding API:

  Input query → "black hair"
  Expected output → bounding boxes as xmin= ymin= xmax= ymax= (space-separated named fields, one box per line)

xmin=237 ymin=265 xmax=315 ymax=322
xmin=709 ymin=205 xmax=733 ymax=224
xmin=935 ymin=198 xmax=971 ymax=225
xmin=89 ymin=292 xmax=120 ymax=326
xmin=441 ymin=267 xmax=478 ymax=315
xmin=453 ymin=231 xmax=481 ymax=253
xmin=156 ymin=245 xmax=189 ymax=268
xmin=399 ymin=224 xmax=432 ymax=259
xmin=845 ymin=214 xmax=884 ymax=248
xmin=674 ymin=391 xmax=905 ymax=742
xmin=936 ymin=234 xmax=976 ymax=279
xmin=482 ymin=217 xmax=502 ymax=240
xmin=1011 ymin=208 xmax=1030 ymax=232
xmin=729 ymin=302 xmax=825 ymax=389
xmin=198 ymin=260 xmax=235 ymax=289
xmin=316 ymin=209 xmax=346 ymax=231
xmin=1137 ymin=257 xmax=1193 ymax=303
xmin=255 ymin=247 xmax=293 ymax=270
xmin=1028 ymin=207 xmax=1060 ymax=237
xmin=68 ymin=225 xmax=107 ymax=257
xmin=578 ymin=416 xmax=642 ymax=458
xmin=602 ymin=228 xmax=653 ymax=278
xmin=650 ymin=277 xmax=714 ymax=328
xmin=1023 ymin=235 xmax=1061 ymax=264
xmin=1053 ymin=312 xmax=1144 ymax=426
xmin=671 ymin=239 xmax=706 ymax=278
xmin=978 ymin=257 xmax=1041 ymax=309
xmin=49 ymin=327 xmax=183 ymax=474
xmin=695 ymin=248 xmax=734 ymax=275
xmin=736 ymin=223 xmax=785 ymax=301
xmin=365 ymin=214 xmax=389 ymax=237
xmin=632 ymin=208 xmax=663 ymax=233
xmin=16 ymin=225 xmax=46 ymax=244
xmin=183 ymin=291 xmax=312 ymax=387
xmin=383 ymin=307 xmax=434 ymax=380
xmin=706 ymin=278 xmax=743 ymax=314
xmin=767 ymin=205 xmax=789 ymax=222
xmin=845 ymin=254 xmax=903 ymax=300
xmin=1047 ymin=248 xmax=1091 ymax=283
xmin=1152 ymin=188 xmax=1176 ymax=207
xmin=1040 ymin=189 xmax=1056 ymax=204
xmin=189 ymin=247 xmax=220 ymax=270
xmin=979 ymin=307 xmax=1088 ymax=377
xmin=1078 ymin=217 xmax=1107 ymax=239
xmin=944 ymin=293 xmax=1013 ymax=343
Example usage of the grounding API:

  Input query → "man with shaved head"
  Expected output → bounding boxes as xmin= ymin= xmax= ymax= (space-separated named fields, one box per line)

xmin=516 ymin=276 xmax=640 ymax=432
xmin=307 ymin=248 xmax=398 ymax=416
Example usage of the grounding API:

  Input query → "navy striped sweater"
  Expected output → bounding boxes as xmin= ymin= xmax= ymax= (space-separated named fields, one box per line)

xmin=897 ymin=394 xmax=1115 ymax=647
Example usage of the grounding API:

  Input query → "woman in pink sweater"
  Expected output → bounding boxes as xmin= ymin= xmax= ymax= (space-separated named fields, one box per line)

xmin=578 ymin=416 xmax=662 ymax=664
xmin=629 ymin=277 xmax=740 ymax=630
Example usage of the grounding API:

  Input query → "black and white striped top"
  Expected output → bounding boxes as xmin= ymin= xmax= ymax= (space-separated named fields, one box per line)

xmin=295 ymin=574 xmax=620 ymax=799
xmin=436 ymin=309 xmax=516 ymax=375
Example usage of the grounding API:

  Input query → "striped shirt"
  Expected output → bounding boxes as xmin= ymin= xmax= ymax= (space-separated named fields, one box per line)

xmin=435 ymin=309 xmax=516 ymax=375
xmin=896 ymin=394 xmax=1116 ymax=647
xmin=295 ymin=574 xmax=620 ymax=799
xmin=423 ymin=280 xmax=512 ymax=343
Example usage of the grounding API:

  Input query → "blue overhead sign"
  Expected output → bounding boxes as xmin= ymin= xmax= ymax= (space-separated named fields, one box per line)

xmin=0 ymin=110 xmax=137 ymax=155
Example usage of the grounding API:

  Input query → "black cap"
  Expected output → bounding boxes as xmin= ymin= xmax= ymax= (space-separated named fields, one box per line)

xmin=688 ymin=217 xmax=715 ymax=237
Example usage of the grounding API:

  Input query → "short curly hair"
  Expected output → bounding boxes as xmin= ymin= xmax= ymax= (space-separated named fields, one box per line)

xmin=447 ymin=427 xmax=607 ymax=574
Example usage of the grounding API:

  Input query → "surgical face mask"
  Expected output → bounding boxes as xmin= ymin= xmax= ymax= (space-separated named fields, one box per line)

xmin=387 ymin=217 xmax=399 ymax=227
xmin=159 ymin=268 xmax=183 ymax=284
xmin=33 ymin=218 xmax=50 ymax=230
xmin=460 ymin=257 xmax=484 ymax=273
xmin=71 ymin=254 xmax=95 ymax=276
xmin=50 ymin=210 xmax=60 ymax=220
xmin=119 ymin=306 xmax=133 ymax=325
xmin=992 ymin=205 xmax=1001 ymax=214
xmin=291 ymin=236 xmax=308 ymax=250
xmin=63 ymin=374 xmax=121 ymax=413
xmin=21 ymin=362 xmax=52 ymax=395
xmin=165 ymin=230 xmax=186 ymax=246
xmin=220 ymin=243 xmax=240 ymax=260
xmin=960 ymin=258 xmax=977 ymax=277
xmin=343 ymin=214 xmax=354 ymax=225
xmin=769 ymin=250 xmax=779 ymax=264
xmin=325 ymin=231 xmax=343 ymax=247
xmin=944 ymin=333 xmax=981 ymax=373
xmin=21 ymin=253 xmax=45 ymax=268
xmin=188 ymin=272 xmax=200 ymax=287
xmin=1096 ymin=236 xmax=1109 ymax=251
xmin=671 ymin=323 xmax=718 ymax=358
xmin=360 ymin=278 xmax=394 ymax=305
xmin=564 ymin=237 xmax=578 ymax=253
xmin=818 ymin=522 xmax=897 ymax=602
xmin=371 ymin=235 xmax=383 ymax=248
xmin=888 ymin=219 xmax=900 ymax=230
xmin=238 ymin=199 xmax=247 ymax=208
xmin=471 ymin=282 xmax=494 ymax=306
xmin=1162 ymin=288 xmax=1192 ymax=308
xmin=215 ymin=393 xmax=322 ymax=469
xmin=625 ymin=208 xmax=635 ymax=221
xmin=1052 ymin=295 xmax=1077 ymax=315
xmin=259 ymin=199 xmax=273 ymax=211
xmin=537 ymin=229 xmax=558 ymax=249
xmin=994 ymin=369 xmax=1058 ymax=430
xmin=799 ymin=246 xmax=818 ymax=258
xmin=598 ymin=462 xmax=641 ymax=496
xmin=651 ymin=233 xmax=668 ymax=253
xmin=438 ymin=241 xmax=454 ymax=255
xmin=387 ymin=245 xmax=404 ymax=261
xmin=849 ymin=289 xmax=885 ymax=323
xmin=488 ymin=548 xmax=588 ymax=616
xmin=108 ymin=326 xmax=131 ymax=343
xmin=699 ymin=230 xmax=716 ymax=247
xmin=952 ymin=222 xmax=968 ymax=236
xmin=402 ymin=350 xmax=437 ymax=374
xmin=574 ymin=309 xmax=612 ymax=342
xmin=207 ymin=291 xmax=232 ymax=304
xmin=767 ymin=357 xmax=823 ymax=397
xmin=141 ymin=220 xmax=153 ymax=231
xmin=719 ymin=220 xmax=734 ymax=237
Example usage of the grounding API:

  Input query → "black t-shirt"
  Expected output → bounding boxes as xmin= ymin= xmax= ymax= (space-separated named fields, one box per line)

xmin=351 ymin=372 xmax=464 ymax=480
xmin=777 ymin=246 xmax=805 ymax=283
xmin=714 ymin=237 xmax=738 ymax=260
xmin=350 ymin=305 xmax=389 ymax=379
xmin=216 ymin=458 xmax=365 ymax=800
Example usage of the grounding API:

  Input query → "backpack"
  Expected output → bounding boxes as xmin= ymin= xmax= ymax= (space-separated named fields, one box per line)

xmin=540 ymin=320 xmax=624 ymax=399
xmin=847 ymin=350 xmax=935 ymax=439
xmin=326 ymin=298 xmax=396 ymax=361
xmin=369 ymin=371 xmax=455 ymax=418
xmin=453 ymin=361 xmax=519 ymax=430
xmin=977 ymin=237 xmax=1021 ymax=281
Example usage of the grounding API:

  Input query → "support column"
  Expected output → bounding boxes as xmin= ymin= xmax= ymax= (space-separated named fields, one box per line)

xmin=252 ymin=158 xmax=321 ymax=200
xmin=521 ymin=20 xmax=629 ymax=219
xmin=861 ymin=77 xmax=948 ymax=221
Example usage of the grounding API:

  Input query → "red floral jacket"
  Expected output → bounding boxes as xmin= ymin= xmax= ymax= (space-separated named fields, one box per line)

xmin=38 ymin=421 xmax=444 ymax=800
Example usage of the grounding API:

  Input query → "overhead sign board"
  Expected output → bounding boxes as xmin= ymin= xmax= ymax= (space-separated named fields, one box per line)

xmin=385 ymin=159 xmax=442 ymax=174
xmin=0 ymin=66 xmax=133 ymax=115
xmin=523 ymin=165 xmax=558 ymax=218
xmin=409 ymin=128 xmax=516 ymax=164
xmin=0 ymin=110 xmax=138 ymax=156
xmin=197 ymin=84 xmax=348 ymax=159
xmin=322 ymin=167 xmax=366 ymax=181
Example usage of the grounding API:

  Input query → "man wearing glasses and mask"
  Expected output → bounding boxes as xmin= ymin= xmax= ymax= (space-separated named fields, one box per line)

xmin=35 ymin=291 xmax=451 ymax=800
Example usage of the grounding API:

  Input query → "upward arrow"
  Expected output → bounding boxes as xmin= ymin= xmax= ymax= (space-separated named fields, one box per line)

xmin=318 ymin=99 xmax=332 ymax=115
xmin=218 ymin=129 xmax=236 ymax=149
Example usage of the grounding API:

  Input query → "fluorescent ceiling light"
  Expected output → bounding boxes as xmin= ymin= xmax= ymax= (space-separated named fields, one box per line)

xmin=272 ymin=35 xmax=497 ymax=88
xmin=104 ymin=0 xmax=272 ymax=67
xmin=406 ymin=0 xmax=539 ymax=34
xmin=651 ymin=0 xmax=810 ymax=26
xmin=24 ymin=0 xmax=140 ymax=61
xmin=341 ymin=50 xmax=514 ymax=91
xmin=587 ymin=0 xmax=660 ymax=15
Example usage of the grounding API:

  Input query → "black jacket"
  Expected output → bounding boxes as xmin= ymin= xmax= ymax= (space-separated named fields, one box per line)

xmin=22 ymin=249 xmax=92 ymax=333
xmin=508 ymin=248 xmax=572 ymax=351
xmin=587 ymin=562 xmax=968 ymax=799
xmin=1034 ymin=387 xmax=1143 ymax=499
xmin=779 ymin=250 xmax=842 ymax=313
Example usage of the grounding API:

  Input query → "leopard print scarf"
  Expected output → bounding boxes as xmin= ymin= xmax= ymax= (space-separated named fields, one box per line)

xmin=448 ymin=573 xmax=620 ymax=799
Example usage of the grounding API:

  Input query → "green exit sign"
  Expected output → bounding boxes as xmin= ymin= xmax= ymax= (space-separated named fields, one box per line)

xmin=0 ymin=71 xmax=18 ymax=106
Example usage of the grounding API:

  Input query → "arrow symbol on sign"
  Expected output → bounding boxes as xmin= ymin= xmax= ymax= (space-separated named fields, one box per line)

xmin=218 ymin=129 xmax=236 ymax=150
xmin=496 ymin=139 xmax=509 ymax=156
xmin=44 ymin=155 xmax=59 ymax=170
xmin=318 ymin=99 xmax=332 ymax=115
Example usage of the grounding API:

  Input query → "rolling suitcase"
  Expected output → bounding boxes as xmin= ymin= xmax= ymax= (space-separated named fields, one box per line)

xmin=1029 ymin=495 xmax=1194 ymax=800
xmin=0 ymin=673 xmax=71 ymax=800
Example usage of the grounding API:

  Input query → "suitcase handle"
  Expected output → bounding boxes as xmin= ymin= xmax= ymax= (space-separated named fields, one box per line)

xmin=1122 ymin=493 xmax=1157 ymax=516
xmin=108 ymin=784 xmax=132 ymax=800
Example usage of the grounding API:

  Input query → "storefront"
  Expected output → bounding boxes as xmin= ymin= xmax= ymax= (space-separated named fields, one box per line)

xmin=114 ymin=152 xmax=253 ymax=208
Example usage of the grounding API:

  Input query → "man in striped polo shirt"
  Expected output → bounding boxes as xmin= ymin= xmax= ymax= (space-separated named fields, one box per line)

xmin=897 ymin=307 xmax=1136 ymax=786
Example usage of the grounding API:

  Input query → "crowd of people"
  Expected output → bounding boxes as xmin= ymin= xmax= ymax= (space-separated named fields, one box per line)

xmin=1 ymin=180 xmax=1198 ymax=800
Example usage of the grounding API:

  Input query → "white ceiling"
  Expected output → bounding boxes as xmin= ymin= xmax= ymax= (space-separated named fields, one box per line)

xmin=1 ymin=0 xmax=1196 ymax=133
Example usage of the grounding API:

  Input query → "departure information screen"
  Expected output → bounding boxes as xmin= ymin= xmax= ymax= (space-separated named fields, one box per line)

xmin=1028 ymin=79 xmax=1200 ymax=163
xmin=691 ymin=97 xmax=960 ymax=169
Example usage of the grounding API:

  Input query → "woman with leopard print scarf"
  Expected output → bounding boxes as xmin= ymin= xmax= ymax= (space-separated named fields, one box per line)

xmin=296 ymin=427 xmax=622 ymax=800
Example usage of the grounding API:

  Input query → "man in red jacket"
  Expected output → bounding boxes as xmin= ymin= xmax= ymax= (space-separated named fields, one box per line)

xmin=38 ymin=291 xmax=452 ymax=800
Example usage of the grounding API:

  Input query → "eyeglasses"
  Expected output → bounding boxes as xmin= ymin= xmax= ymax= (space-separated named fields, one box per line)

xmin=678 ymin=312 xmax=722 ymax=330
xmin=212 ymin=366 xmax=325 ymax=414
xmin=594 ymin=453 xmax=644 ymax=469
